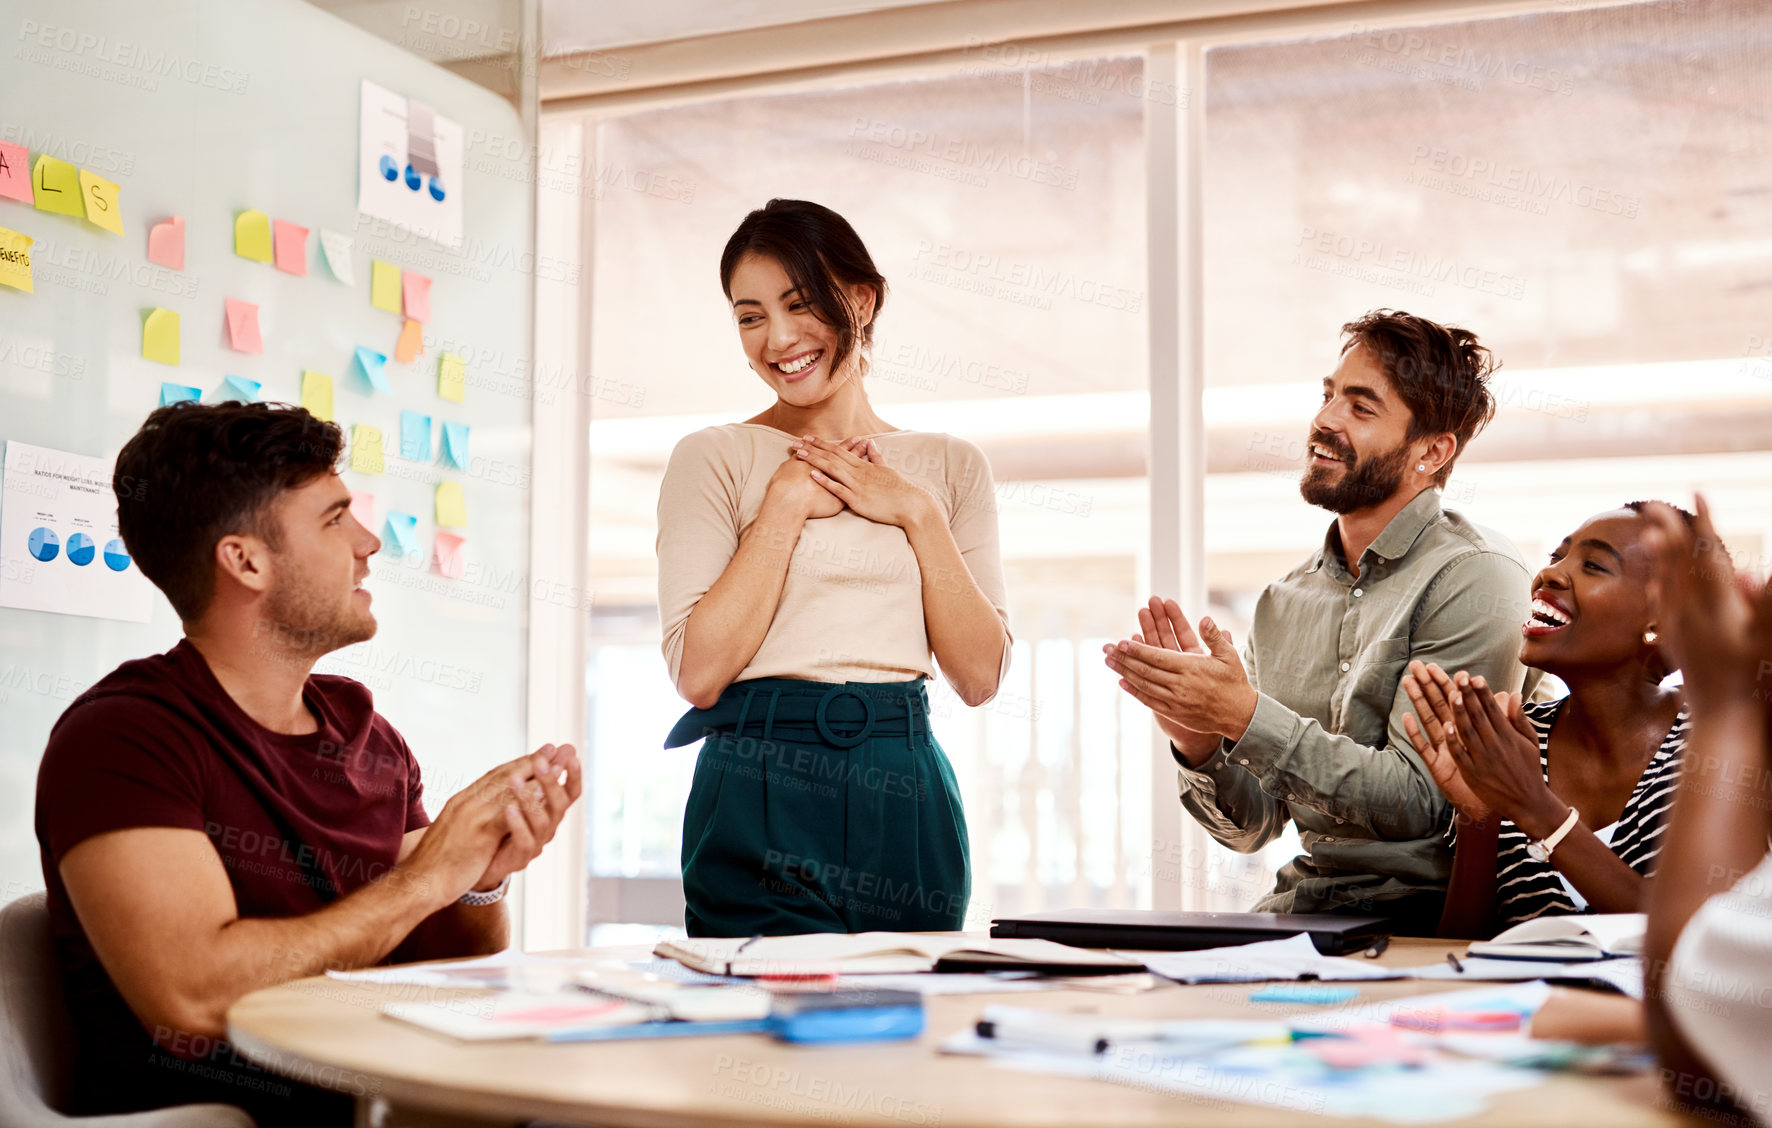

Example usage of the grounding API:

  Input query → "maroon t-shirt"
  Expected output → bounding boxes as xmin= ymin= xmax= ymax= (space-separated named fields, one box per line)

xmin=34 ymin=639 xmax=430 ymax=1116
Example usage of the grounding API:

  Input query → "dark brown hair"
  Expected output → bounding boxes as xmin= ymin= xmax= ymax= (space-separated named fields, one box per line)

xmin=1339 ymin=309 xmax=1497 ymax=487
xmin=114 ymin=402 xmax=343 ymax=622
xmin=719 ymin=199 xmax=887 ymax=381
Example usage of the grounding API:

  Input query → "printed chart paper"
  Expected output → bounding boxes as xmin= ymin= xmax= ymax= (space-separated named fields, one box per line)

xmin=0 ymin=442 xmax=155 ymax=621
xmin=357 ymin=79 xmax=464 ymax=250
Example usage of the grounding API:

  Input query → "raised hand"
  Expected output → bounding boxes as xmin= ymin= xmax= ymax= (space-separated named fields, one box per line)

xmin=474 ymin=743 xmax=583 ymax=894
xmin=1123 ymin=596 xmax=1224 ymax=766
xmin=1446 ymin=674 xmax=1567 ymax=838
xmin=1642 ymin=496 xmax=1772 ymax=711
xmin=1104 ymin=597 xmax=1258 ymax=756
xmin=792 ymin=436 xmax=942 ymax=529
xmin=1401 ymin=660 xmax=1489 ymax=823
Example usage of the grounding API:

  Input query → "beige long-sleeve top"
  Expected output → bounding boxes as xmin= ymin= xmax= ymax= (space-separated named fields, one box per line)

xmin=656 ymin=423 xmax=1012 ymax=693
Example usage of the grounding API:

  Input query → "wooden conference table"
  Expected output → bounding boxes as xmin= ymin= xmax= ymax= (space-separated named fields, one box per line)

xmin=227 ymin=937 xmax=1700 ymax=1128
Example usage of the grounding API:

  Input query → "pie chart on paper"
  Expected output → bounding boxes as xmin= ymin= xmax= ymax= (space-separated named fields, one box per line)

xmin=28 ymin=527 xmax=60 ymax=562
xmin=103 ymin=538 xmax=131 ymax=572
xmin=66 ymin=533 xmax=96 ymax=566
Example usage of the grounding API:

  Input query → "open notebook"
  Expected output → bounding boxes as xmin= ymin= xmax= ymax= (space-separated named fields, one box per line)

xmin=1466 ymin=913 xmax=1644 ymax=962
xmin=655 ymin=933 xmax=1145 ymax=977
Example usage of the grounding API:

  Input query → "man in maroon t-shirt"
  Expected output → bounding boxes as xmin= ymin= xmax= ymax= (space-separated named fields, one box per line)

xmin=34 ymin=403 xmax=581 ymax=1126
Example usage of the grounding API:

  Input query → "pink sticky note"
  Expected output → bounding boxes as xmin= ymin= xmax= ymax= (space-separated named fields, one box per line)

xmin=0 ymin=141 xmax=32 ymax=204
xmin=147 ymin=215 xmax=185 ymax=270
xmin=349 ymin=490 xmax=376 ymax=530
xmin=402 ymin=272 xmax=432 ymax=322
xmin=224 ymin=298 xmax=264 ymax=354
xmin=433 ymin=531 xmax=466 ymax=578
xmin=273 ymin=219 xmax=308 ymax=276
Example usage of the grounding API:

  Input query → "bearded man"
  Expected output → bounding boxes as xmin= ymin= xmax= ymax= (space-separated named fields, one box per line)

xmin=1104 ymin=310 xmax=1535 ymax=934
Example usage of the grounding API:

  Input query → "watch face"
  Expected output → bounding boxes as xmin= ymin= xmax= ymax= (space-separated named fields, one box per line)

xmin=1526 ymin=843 xmax=1550 ymax=864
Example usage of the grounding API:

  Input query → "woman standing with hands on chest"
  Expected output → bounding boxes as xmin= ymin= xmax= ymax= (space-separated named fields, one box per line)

xmin=656 ymin=199 xmax=1013 ymax=938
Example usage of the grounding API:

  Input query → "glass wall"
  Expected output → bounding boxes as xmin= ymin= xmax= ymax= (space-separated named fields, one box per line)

xmin=554 ymin=0 xmax=1772 ymax=936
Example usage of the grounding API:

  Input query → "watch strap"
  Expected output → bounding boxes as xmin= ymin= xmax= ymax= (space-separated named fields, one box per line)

xmin=458 ymin=873 xmax=512 ymax=906
xmin=1526 ymin=806 xmax=1581 ymax=862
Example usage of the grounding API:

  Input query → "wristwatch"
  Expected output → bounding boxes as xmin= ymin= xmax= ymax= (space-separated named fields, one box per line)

xmin=1525 ymin=806 xmax=1581 ymax=864
xmin=458 ymin=874 xmax=512 ymax=906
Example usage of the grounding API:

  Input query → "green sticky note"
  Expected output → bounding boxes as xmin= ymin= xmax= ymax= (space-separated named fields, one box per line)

xmin=142 ymin=308 xmax=180 ymax=366
xmin=301 ymin=370 xmax=333 ymax=421
xmin=435 ymin=481 xmax=467 ymax=528
xmin=234 ymin=209 xmax=273 ymax=262
xmin=370 ymin=259 xmax=401 ymax=312
xmin=32 ymin=154 xmax=84 ymax=217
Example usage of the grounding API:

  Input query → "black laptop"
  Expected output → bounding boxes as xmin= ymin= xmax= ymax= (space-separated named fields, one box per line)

xmin=990 ymin=910 xmax=1392 ymax=956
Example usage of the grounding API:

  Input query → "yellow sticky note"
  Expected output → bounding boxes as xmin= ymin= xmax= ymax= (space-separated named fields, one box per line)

xmin=32 ymin=154 xmax=84 ymax=217
xmin=142 ymin=308 xmax=180 ymax=366
xmin=370 ymin=259 xmax=401 ymax=312
xmin=235 ymin=209 xmax=273 ymax=262
xmin=0 ymin=227 xmax=33 ymax=294
xmin=78 ymin=169 xmax=124 ymax=235
xmin=351 ymin=425 xmax=385 ymax=475
xmin=438 ymin=353 xmax=465 ymax=402
xmin=301 ymin=370 xmax=333 ymax=421
xmin=435 ymin=481 xmax=467 ymax=528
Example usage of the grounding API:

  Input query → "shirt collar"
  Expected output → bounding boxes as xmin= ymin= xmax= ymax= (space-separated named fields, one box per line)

xmin=1310 ymin=489 xmax=1445 ymax=576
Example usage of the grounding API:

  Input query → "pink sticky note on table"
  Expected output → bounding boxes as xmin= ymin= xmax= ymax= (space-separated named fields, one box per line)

xmin=147 ymin=216 xmax=185 ymax=270
xmin=0 ymin=141 xmax=32 ymax=204
xmin=273 ymin=219 xmax=308 ymax=276
xmin=433 ymin=531 xmax=466 ymax=578
xmin=224 ymin=298 xmax=263 ymax=354
xmin=349 ymin=490 xmax=376 ymax=530
xmin=402 ymin=272 xmax=432 ymax=322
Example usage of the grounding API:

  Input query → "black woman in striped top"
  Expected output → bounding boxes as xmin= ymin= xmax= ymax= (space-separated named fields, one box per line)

xmin=1399 ymin=502 xmax=1691 ymax=938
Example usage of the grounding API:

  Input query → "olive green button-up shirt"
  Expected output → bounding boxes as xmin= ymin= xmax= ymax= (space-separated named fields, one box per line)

xmin=1178 ymin=488 xmax=1537 ymax=914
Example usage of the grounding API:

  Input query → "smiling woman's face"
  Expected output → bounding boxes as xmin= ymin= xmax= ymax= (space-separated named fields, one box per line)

xmin=1521 ymin=508 xmax=1661 ymax=677
xmin=727 ymin=252 xmax=874 ymax=411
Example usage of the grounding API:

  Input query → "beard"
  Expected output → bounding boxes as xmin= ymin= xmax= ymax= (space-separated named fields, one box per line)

xmin=255 ymin=561 xmax=377 ymax=666
xmin=1299 ymin=431 xmax=1414 ymax=515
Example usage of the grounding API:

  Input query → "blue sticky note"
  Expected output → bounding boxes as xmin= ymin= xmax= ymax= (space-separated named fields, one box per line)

xmin=1249 ymin=985 xmax=1359 ymax=1005
xmin=400 ymin=410 xmax=431 ymax=461
xmin=355 ymin=346 xmax=393 ymax=394
xmin=221 ymin=375 xmax=261 ymax=402
xmin=159 ymin=382 xmax=201 ymax=406
xmin=442 ymin=421 xmax=470 ymax=470
xmin=383 ymin=511 xmax=420 ymax=558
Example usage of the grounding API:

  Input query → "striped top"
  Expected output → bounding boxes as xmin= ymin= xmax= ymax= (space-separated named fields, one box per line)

xmin=1494 ymin=698 xmax=1688 ymax=926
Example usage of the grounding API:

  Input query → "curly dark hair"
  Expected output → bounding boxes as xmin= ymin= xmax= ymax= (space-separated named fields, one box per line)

xmin=1340 ymin=309 xmax=1498 ymax=487
xmin=113 ymin=402 xmax=343 ymax=621
xmin=719 ymin=199 xmax=887 ymax=382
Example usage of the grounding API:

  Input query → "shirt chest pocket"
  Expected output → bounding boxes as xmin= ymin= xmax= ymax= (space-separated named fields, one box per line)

xmin=1340 ymin=635 xmax=1411 ymax=746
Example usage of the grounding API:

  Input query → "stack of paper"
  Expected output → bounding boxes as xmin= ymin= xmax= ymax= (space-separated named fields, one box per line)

xmin=1135 ymin=934 xmax=1405 ymax=984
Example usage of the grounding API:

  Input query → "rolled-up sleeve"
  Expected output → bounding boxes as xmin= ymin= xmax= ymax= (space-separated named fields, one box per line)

xmin=1221 ymin=550 xmax=1532 ymax=839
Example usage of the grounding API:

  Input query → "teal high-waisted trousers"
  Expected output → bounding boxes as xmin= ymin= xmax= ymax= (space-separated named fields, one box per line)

xmin=666 ymin=677 xmax=970 ymax=938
